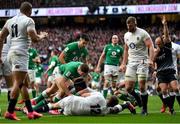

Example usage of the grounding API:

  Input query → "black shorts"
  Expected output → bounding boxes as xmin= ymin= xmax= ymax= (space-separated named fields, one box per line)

xmin=157 ymin=69 xmax=177 ymax=84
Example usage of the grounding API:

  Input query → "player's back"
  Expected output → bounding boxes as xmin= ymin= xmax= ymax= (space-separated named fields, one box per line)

xmin=6 ymin=13 xmax=34 ymax=54
xmin=70 ymin=92 xmax=106 ymax=115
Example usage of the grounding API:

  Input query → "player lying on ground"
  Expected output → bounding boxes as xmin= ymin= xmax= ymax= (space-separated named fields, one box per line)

xmin=33 ymin=78 xmax=136 ymax=115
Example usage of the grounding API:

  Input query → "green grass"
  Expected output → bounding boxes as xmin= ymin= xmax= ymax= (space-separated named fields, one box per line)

xmin=0 ymin=93 xmax=180 ymax=123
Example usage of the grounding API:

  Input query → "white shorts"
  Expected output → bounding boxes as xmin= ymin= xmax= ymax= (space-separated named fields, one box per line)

xmin=0 ymin=56 xmax=12 ymax=76
xmin=48 ymin=74 xmax=58 ymax=84
xmin=28 ymin=70 xmax=36 ymax=83
xmin=53 ymin=66 xmax=61 ymax=78
xmin=125 ymin=60 xmax=149 ymax=81
xmin=7 ymin=51 xmax=28 ymax=72
xmin=35 ymin=77 xmax=42 ymax=84
xmin=104 ymin=65 xmax=119 ymax=76
xmin=48 ymin=66 xmax=62 ymax=84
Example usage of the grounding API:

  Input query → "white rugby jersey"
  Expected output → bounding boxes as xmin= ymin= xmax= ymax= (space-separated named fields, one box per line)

xmin=171 ymin=42 xmax=180 ymax=72
xmin=62 ymin=92 xmax=107 ymax=115
xmin=3 ymin=13 xmax=35 ymax=55
xmin=2 ymin=35 xmax=11 ymax=57
xmin=124 ymin=27 xmax=151 ymax=61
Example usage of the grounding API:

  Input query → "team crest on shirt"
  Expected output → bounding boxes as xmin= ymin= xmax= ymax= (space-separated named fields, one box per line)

xmin=117 ymin=49 xmax=120 ymax=52
xmin=129 ymin=43 xmax=136 ymax=49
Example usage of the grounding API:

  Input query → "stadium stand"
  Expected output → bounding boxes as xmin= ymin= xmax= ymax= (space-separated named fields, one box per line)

xmin=0 ymin=0 xmax=178 ymax=8
xmin=31 ymin=24 xmax=179 ymax=65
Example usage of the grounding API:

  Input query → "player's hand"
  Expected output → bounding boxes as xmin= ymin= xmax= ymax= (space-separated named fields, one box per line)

xmin=119 ymin=64 xmax=126 ymax=72
xmin=161 ymin=15 xmax=167 ymax=25
xmin=152 ymin=71 xmax=157 ymax=78
xmin=95 ymin=67 xmax=101 ymax=73
xmin=39 ymin=31 xmax=48 ymax=39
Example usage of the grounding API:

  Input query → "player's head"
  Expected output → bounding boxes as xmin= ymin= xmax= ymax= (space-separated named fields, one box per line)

xmin=155 ymin=36 xmax=164 ymax=48
xmin=79 ymin=34 xmax=90 ymax=48
xmin=126 ymin=16 xmax=137 ymax=32
xmin=107 ymin=95 xmax=119 ymax=107
xmin=74 ymin=78 xmax=87 ymax=92
xmin=111 ymin=35 xmax=119 ymax=45
xmin=20 ymin=2 xmax=32 ymax=17
xmin=78 ymin=64 xmax=89 ymax=76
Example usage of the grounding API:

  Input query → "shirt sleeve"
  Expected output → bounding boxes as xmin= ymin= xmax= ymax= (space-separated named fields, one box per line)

xmin=63 ymin=70 xmax=71 ymax=79
xmin=177 ymin=44 xmax=180 ymax=55
xmin=63 ymin=44 xmax=73 ymax=56
xmin=3 ymin=20 xmax=10 ymax=29
xmin=104 ymin=45 xmax=108 ymax=55
xmin=142 ymin=30 xmax=151 ymax=41
xmin=27 ymin=18 xmax=35 ymax=32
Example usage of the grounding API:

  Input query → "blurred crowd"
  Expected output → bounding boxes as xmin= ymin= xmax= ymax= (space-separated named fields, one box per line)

xmin=0 ymin=0 xmax=178 ymax=8
xmin=32 ymin=24 xmax=179 ymax=66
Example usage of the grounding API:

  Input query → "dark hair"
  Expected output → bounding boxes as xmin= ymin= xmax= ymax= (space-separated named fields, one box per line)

xmin=20 ymin=2 xmax=32 ymax=14
xmin=126 ymin=16 xmax=137 ymax=25
xmin=80 ymin=34 xmax=90 ymax=42
xmin=80 ymin=64 xmax=89 ymax=74
xmin=74 ymin=78 xmax=87 ymax=92
xmin=107 ymin=95 xmax=119 ymax=107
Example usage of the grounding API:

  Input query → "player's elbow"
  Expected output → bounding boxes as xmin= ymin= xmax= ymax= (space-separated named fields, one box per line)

xmin=59 ymin=53 xmax=65 ymax=63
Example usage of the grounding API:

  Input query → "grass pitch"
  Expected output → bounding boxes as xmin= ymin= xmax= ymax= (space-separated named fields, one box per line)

xmin=0 ymin=93 xmax=180 ymax=124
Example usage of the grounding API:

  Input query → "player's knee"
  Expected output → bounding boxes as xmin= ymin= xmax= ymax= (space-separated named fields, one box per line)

xmin=46 ymin=87 xmax=56 ymax=95
xmin=161 ymin=89 xmax=168 ymax=95
xmin=173 ymin=88 xmax=179 ymax=93
xmin=105 ymin=78 xmax=112 ymax=84
xmin=139 ymin=87 xmax=146 ymax=93
xmin=126 ymin=86 xmax=133 ymax=93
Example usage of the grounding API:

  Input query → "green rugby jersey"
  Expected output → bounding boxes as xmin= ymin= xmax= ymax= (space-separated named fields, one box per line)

xmin=104 ymin=44 xmax=123 ymax=66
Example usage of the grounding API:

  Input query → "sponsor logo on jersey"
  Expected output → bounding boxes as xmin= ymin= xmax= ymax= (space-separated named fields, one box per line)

xmin=112 ymin=51 xmax=117 ymax=56
xmin=66 ymin=71 xmax=71 ymax=77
